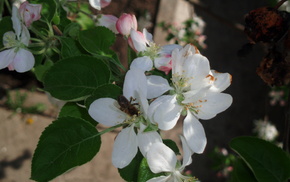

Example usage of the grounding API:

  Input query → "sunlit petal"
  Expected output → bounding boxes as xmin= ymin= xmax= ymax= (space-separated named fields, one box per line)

xmin=183 ymin=112 xmax=206 ymax=154
xmin=112 ymin=126 xmax=138 ymax=168
xmin=146 ymin=75 xmax=172 ymax=99
xmin=88 ymin=98 xmax=127 ymax=126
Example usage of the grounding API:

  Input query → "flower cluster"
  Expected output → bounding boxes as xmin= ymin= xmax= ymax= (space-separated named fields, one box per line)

xmin=89 ymin=9 xmax=233 ymax=181
xmin=0 ymin=1 xmax=41 ymax=73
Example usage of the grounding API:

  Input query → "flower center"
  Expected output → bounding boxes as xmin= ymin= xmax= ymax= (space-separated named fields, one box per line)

xmin=3 ymin=31 xmax=18 ymax=48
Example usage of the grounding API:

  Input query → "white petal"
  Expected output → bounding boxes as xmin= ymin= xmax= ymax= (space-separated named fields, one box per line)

xmin=183 ymin=112 xmax=206 ymax=154
xmin=130 ymin=56 xmax=153 ymax=71
xmin=0 ymin=49 xmax=16 ymax=69
xmin=143 ymin=28 xmax=153 ymax=42
xmin=195 ymin=93 xmax=233 ymax=120
xmin=146 ymin=75 xmax=172 ymax=99
xmin=89 ymin=0 xmax=101 ymax=10
xmin=20 ymin=25 xmax=30 ymax=46
xmin=11 ymin=5 xmax=21 ymax=39
xmin=210 ymin=70 xmax=232 ymax=92
xmin=12 ymin=48 xmax=35 ymax=73
xmin=147 ymin=175 xmax=171 ymax=182
xmin=137 ymin=130 xmax=162 ymax=157
xmin=146 ymin=142 xmax=176 ymax=173
xmin=123 ymin=68 xmax=147 ymax=102
xmin=112 ymin=126 xmax=138 ymax=168
xmin=148 ymin=95 xmax=182 ymax=130
xmin=180 ymin=135 xmax=193 ymax=170
xmin=88 ymin=98 xmax=127 ymax=126
xmin=159 ymin=44 xmax=182 ymax=55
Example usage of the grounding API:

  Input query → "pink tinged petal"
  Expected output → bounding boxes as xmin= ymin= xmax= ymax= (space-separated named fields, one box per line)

xmin=116 ymin=14 xmax=137 ymax=36
xmin=146 ymin=75 xmax=172 ymax=99
xmin=147 ymin=176 xmax=171 ymax=182
xmin=194 ymin=93 xmax=233 ymax=120
xmin=137 ymin=130 xmax=162 ymax=156
xmin=12 ymin=48 xmax=35 ymax=73
xmin=97 ymin=14 xmax=118 ymax=34
xmin=11 ymin=5 xmax=22 ymax=39
xmin=19 ymin=1 xmax=42 ymax=27
xmin=112 ymin=126 xmax=138 ymax=168
xmin=100 ymin=0 xmax=111 ymax=8
xmin=130 ymin=56 xmax=153 ymax=71
xmin=89 ymin=0 xmax=101 ymax=10
xmin=180 ymin=135 xmax=193 ymax=170
xmin=129 ymin=29 xmax=147 ymax=52
xmin=146 ymin=142 xmax=177 ymax=173
xmin=148 ymin=95 xmax=182 ymax=130
xmin=0 ymin=49 xmax=16 ymax=70
xmin=88 ymin=98 xmax=127 ymax=126
xmin=210 ymin=70 xmax=232 ymax=92
xmin=123 ymin=68 xmax=147 ymax=102
xmin=183 ymin=112 xmax=206 ymax=154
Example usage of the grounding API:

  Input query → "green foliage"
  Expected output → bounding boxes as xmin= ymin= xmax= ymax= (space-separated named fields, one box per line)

xmin=230 ymin=158 xmax=258 ymax=182
xmin=43 ymin=55 xmax=111 ymax=101
xmin=230 ymin=136 xmax=290 ymax=182
xmin=0 ymin=16 xmax=13 ymax=49
xmin=138 ymin=158 xmax=164 ymax=182
xmin=59 ymin=37 xmax=85 ymax=58
xmin=33 ymin=59 xmax=54 ymax=82
xmin=59 ymin=102 xmax=97 ymax=126
xmin=31 ymin=117 xmax=101 ymax=182
xmin=79 ymin=26 xmax=116 ymax=55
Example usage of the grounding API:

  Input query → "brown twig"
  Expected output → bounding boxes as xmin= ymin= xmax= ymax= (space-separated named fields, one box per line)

xmin=275 ymin=0 xmax=288 ymax=9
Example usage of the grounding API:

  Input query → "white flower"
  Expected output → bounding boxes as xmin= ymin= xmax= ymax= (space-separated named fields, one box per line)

xmin=253 ymin=119 xmax=279 ymax=141
xmin=146 ymin=135 xmax=197 ymax=182
xmin=0 ymin=5 xmax=34 ymax=73
xmin=88 ymin=66 xmax=170 ymax=168
xmin=148 ymin=44 xmax=232 ymax=153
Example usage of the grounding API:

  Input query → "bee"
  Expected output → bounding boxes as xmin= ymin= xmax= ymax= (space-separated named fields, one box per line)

xmin=117 ymin=95 xmax=139 ymax=116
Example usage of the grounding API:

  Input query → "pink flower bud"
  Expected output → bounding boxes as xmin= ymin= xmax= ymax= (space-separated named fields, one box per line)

xmin=116 ymin=13 xmax=137 ymax=36
xmin=97 ymin=14 xmax=118 ymax=34
xmin=19 ymin=1 xmax=42 ymax=27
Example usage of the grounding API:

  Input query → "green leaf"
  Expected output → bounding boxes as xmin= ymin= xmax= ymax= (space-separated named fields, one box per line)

xmin=230 ymin=158 xmax=258 ymax=182
xmin=63 ymin=22 xmax=81 ymax=39
xmin=59 ymin=37 xmax=84 ymax=58
xmin=230 ymin=136 xmax=290 ymax=182
xmin=43 ymin=55 xmax=111 ymax=101
xmin=0 ymin=16 xmax=13 ymax=49
xmin=31 ymin=117 xmax=101 ymax=182
xmin=79 ymin=26 xmax=116 ymax=55
xmin=30 ymin=0 xmax=57 ymax=23
xmin=33 ymin=59 xmax=54 ymax=82
xmin=118 ymin=151 xmax=144 ymax=182
xmin=85 ymin=84 xmax=122 ymax=108
xmin=59 ymin=102 xmax=97 ymax=126
xmin=138 ymin=158 xmax=164 ymax=182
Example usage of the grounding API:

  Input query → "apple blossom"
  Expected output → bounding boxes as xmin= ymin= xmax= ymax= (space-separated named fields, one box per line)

xmin=129 ymin=28 xmax=181 ymax=74
xmin=116 ymin=13 xmax=138 ymax=36
xmin=146 ymin=135 xmax=198 ymax=182
xmin=19 ymin=1 xmax=42 ymax=27
xmin=0 ymin=6 xmax=34 ymax=73
xmin=88 ymin=64 xmax=170 ymax=168
xmin=148 ymin=44 xmax=232 ymax=154
xmin=96 ymin=14 xmax=118 ymax=34
xmin=89 ymin=0 xmax=111 ymax=10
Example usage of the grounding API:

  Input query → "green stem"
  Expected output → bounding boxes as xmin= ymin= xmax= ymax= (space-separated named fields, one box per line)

xmin=4 ymin=0 xmax=11 ymax=15
xmin=29 ymin=25 xmax=47 ymax=40
xmin=65 ymin=3 xmax=95 ymax=20
xmin=127 ymin=42 xmax=132 ymax=67
xmin=96 ymin=123 xmax=123 ymax=136
xmin=28 ymin=42 xmax=46 ymax=48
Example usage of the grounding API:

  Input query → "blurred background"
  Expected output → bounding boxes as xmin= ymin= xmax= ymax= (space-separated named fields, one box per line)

xmin=0 ymin=0 xmax=288 ymax=181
